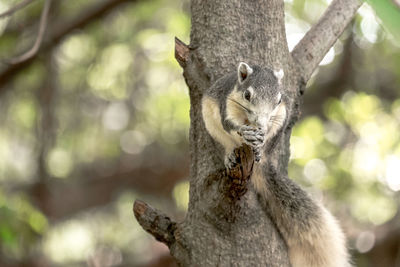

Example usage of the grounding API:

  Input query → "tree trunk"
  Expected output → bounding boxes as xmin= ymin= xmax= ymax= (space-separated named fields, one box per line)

xmin=134 ymin=0 xmax=361 ymax=265
xmin=175 ymin=0 xmax=296 ymax=265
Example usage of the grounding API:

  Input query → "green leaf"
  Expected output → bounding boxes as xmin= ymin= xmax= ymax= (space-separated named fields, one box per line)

xmin=365 ymin=0 xmax=400 ymax=42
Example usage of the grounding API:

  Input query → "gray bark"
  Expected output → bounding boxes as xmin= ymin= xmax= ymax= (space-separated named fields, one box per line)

xmin=176 ymin=1 xmax=294 ymax=265
xmin=292 ymin=0 xmax=362 ymax=87
xmin=134 ymin=0 xmax=362 ymax=265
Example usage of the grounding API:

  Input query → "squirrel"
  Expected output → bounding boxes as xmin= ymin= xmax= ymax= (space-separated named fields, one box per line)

xmin=201 ymin=62 xmax=350 ymax=267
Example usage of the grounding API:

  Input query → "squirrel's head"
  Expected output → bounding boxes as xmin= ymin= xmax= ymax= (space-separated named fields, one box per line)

xmin=227 ymin=62 xmax=286 ymax=130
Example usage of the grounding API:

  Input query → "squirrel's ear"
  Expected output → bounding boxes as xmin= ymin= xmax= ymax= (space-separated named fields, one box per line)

xmin=238 ymin=62 xmax=253 ymax=83
xmin=274 ymin=69 xmax=284 ymax=84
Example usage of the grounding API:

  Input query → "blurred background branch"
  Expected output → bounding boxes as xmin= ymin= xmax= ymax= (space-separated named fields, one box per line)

xmin=8 ymin=0 xmax=51 ymax=64
xmin=0 ymin=0 xmax=36 ymax=19
xmin=0 ymin=0 xmax=138 ymax=93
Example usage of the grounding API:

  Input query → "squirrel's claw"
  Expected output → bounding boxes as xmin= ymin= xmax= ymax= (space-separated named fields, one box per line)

xmin=253 ymin=147 xmax=262 ymax=162
xmin=239 ymin=126 xmax=265 ymax=148
xmin=238 ymin=126 xmax=265 ymax=162
xmin=224 ymin=151 xmax=239 ymax=170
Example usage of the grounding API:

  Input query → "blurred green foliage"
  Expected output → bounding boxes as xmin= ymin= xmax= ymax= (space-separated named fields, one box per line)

xmin=0 ymin=0 xmax=190 ymax=265
xmin=290 ymin=91 xmax=400 ymax=225
xmin=365 ymin=0 xmax=400 ymax=42
xmin=0 ymin=190 xmax=48 ymax=260
xmin=0 ymin=0 xmax=399 ymax=266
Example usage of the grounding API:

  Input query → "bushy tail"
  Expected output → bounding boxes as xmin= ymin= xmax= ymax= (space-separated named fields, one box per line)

xmin=251 ymin=163 xmax=350 ymax=267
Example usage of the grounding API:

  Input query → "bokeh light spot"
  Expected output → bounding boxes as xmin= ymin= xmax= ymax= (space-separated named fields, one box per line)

xmin=47 ymin=148 xmax=73 ymax=178
xmin=356 ymin=231 xmax=375 ymax=253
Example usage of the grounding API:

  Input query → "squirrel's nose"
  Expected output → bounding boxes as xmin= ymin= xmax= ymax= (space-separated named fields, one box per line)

xmin=255 ymin=118 xmax=265 ymax=128
xmin=255 ymin=115 xmax=269 ymax=128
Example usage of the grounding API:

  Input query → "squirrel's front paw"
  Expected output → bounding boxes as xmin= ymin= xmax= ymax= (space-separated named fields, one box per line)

xmin=224 ymin=151 xmax=238 ymax=169
xmin=253 ymin=147 xmax=262 ymax=162
xmin=239 ymin=125 xmax=265 ymax=148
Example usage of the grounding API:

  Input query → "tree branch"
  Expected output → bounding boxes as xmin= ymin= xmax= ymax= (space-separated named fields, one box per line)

xmin=0 ymin=0 xmax=136 ymax=93
xmin=133 ymin=200 xmax=177 ymax=246
xmin=302 ymin=29 xmax=355 ymax=116
xmin=24 ymin=158 xmax=189 ymax=219
xmin=0 ymin=0 xmax=36 ymax=19
xmin=8 ymin=0 xmax=51 ymax=64
xmin=174 ymin=37 xmax=189 ymax=68
xmin=291 ymin=0 xmax=362 ymax=86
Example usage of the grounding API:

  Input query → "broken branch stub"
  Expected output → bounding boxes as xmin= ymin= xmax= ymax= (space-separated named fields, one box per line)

xmin=133 ymin=200 xmax=177 ymax=246
xmin=174 ymin=37 xmax=189 ymax=68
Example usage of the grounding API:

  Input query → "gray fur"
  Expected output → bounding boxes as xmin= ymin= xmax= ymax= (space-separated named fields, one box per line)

xmin=204 ymin=63 xmax=281 ymax=132
xmin=204 ymin=72 xmax=238 ymax=133
xmin=262 ymin=165 xmax=320 ymax=232
xmin=202 ymin=62 xmax=350 ymax=267
xmin=237 ymin=65 xmax=281 ymax=107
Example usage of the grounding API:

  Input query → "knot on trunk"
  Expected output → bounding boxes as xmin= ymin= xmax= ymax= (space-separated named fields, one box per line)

xmin=203 ymin=144 xmax=255 ymax=225
xmin=224 ymin=144 xmax=254 ymax=201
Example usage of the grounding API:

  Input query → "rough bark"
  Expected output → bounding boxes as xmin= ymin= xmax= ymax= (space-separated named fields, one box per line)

xmin=134 ymin=0 xmax=362 ymax=265
xmin=174 ymin=1 xmax=297 ymax=265
xmin=291 ymin=0 xmax=362 ymax=87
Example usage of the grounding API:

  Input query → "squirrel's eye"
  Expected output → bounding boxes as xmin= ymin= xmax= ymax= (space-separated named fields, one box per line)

xmin=244 ymin=90 xmax=251 ymax=101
